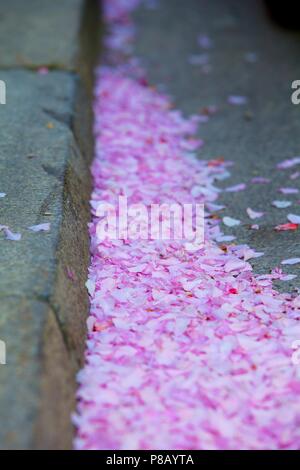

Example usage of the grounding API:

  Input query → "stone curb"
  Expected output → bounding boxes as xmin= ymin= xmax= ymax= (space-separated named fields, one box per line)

xmin=0 ymin=0 xmax=101 ymax=449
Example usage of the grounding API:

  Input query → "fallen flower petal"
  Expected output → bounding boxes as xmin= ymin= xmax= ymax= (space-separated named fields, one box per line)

xmin=224 ymin=260 xmax=247 ymax=272
xmin=278 ymin=187 xmax=299 ymax=194
xmin=272 ymin=200 xmax=292 ymax=209
xmin=216 ymin=234 xmax=236 ymax=242
xmin=275 ymin=223 xmax=299 ymax=231
xmin=290 ymin=171 xmax=300 ymax=180
xmin=197 ymin=34 xmax=213 ymax=49
xmin=277 ymin=156 xmax=300 ymax=169
xmin=250 ymin=176 xmax=270 ymax=184
xmin=281 ymin=274 xmax=297 ymax=281
xmin=225 ymin=183 xmax=246 ymax=192
xmin=228 ymin=95 xmax=248 ymax=105
xmin=37 ymin=66 xmax=49 ymax=75
xmin=287 ymin=214 xmax=300 ymax=224
xmin=246 ymin=208 xmax=264 ymax=219
xmin=206 ymin=202 xmax=225 ymax=211
xmin=3 ymin=228 xmax=21 ymax=241
xmin=222 ymin=216 xmax=241 ymax=227
xmin=281 ymin=258 xmax=300 ymax=265
xmin=28 ymin=223 xmax=51 ymax=232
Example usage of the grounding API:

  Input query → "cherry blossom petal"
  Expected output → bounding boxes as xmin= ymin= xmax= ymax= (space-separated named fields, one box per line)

xmin=281 ymin=258 xmax=300 ymax=265
xmin=275 ymin=223 xmax=299 ymax=231
xmin=222 ymin=216 xmax=241 ymax=227
xmin=228 ymin=95 xmax=248 ymax=105
xmin=277 ymin=157 xmax=300 ymax=169
xmin=250 ymin=176 xmax=270 ymax=184
xmin=246 ymin=208 xmax=264 ymax=219
xmin=272 ymin=200 xmax=292 ymax=209
xmin=225 ymin=183 xmax=246 ymax=192
xmin=287 ymin=214 xmax=300 ymax=224
xmin=28 ymin=223 xmax=51 ymax=232
xmin=278 ymin=187 xmax=299 ymax=194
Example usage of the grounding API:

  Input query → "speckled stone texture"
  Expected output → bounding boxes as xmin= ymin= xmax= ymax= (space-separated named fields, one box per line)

xmin=0 ymin=0 xmax=100 ymax=449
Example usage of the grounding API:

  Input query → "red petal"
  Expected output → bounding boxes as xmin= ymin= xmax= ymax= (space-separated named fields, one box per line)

xmin=274 ymin=223 xmax=299 ymax=231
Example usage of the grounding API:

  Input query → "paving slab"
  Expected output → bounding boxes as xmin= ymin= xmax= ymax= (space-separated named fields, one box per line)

xmin=0 ymin=0 xmax=100 ymax=450
xmin=134 ymin=0 xmax=300 ymax=292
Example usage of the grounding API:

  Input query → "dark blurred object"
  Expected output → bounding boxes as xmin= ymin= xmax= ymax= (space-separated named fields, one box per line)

xmin=264 ymin=0 xmax=300 ymax=29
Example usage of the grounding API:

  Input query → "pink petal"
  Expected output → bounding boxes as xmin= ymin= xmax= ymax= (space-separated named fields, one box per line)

xmin=3 ymin=228 xmax=21 ymax=241
xmin=28 ymin=223 xmax=51 ymax=232
xmin=272 ymin=200 xmax=292 ymax=209
xmin=224 ymin=260 xmax=247 ymax=272
xmin=228 ymin=95 xmax=248 ymax=105
xmin=287 ymin=214 xmax=300 ymax=224
xmin=290 ymin=171 xmax=300 ymax=180
xmin=278 ymin=187 xmax=299 ymax=194
xmin=225 ymin=183 xmax=247 ymax=192
xmin=277 ymin=157 xmax=300 ymax=169
xmin=246 ymin=208 xmax=264 ymax=219
xmin=197 ymin=34 xmax=213 ymax=49
xmin=275 ymin=223 xmax=299 ymax=231
xmin=281 ymin=258 xmax=300 ymax=265
xmin=250 ymin=177 xmax=270 ymax=184
xmin=281 ymin=274 xmax=297 ymax=281
xmin=222 ymin=216 xmax=241 ymax=227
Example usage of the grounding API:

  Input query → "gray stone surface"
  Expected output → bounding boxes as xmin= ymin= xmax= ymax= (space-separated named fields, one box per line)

xmin=0 ymin=0 xmax=100 ymax=450
xmin=134 ymin=0 xmax=300 ymax=291
xmin=0 ymin=0 xmax=82 ymax=69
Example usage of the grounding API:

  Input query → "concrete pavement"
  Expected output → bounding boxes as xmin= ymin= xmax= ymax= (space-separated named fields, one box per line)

xmin=133 ymin=0 xmax=300 ymax=291
xmin=0 ymin=0 xmax=100 ymax=449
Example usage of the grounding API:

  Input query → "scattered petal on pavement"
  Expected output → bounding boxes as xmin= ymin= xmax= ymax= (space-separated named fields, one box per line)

xmin=250 ymin=176 xmax=270 ymax=184
xmin=287 ymin=214 xmax=300 ymax=225
xmin=272 ymin=200 xmax=292 ymax=209
xmin=275 ymin=223 xmax=299 ymax=231
xmin=222 ymin=216 xmax=241 ymax=227
xmin=225 ymin=183 xmax=246 ymax=192
xmin=281 ymin=274 xmax=297 ymax=281
xmin=228 ymin=95 xmax=248 ymax=105
xmin=281 ymin=258 xmax=300 ymax=265
xmin=246 ymin=208 xmax=264 ymax=219
xmin=0 ymin=226 xmax=22 ymax=241
xmin=197 ymin=34 xmax=213 ymax=49
xmin=215 ymin=234 xmax=236 ymax=242
xmin=28 ymin=223 xmax=51 ymax=232
xmin=290 ymin=171 xmax=300 ymax=180
xmin=277 ymin=157 xmax=300 ymax=170
xmin=278 ymin=187 xmax=299 ymax=194
xmin=287 ymin=214 xmax=300 ymax=224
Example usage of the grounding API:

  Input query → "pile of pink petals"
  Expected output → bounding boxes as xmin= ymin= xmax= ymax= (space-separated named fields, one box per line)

xmin=74 ymin=0 xmax=300 ymax=450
